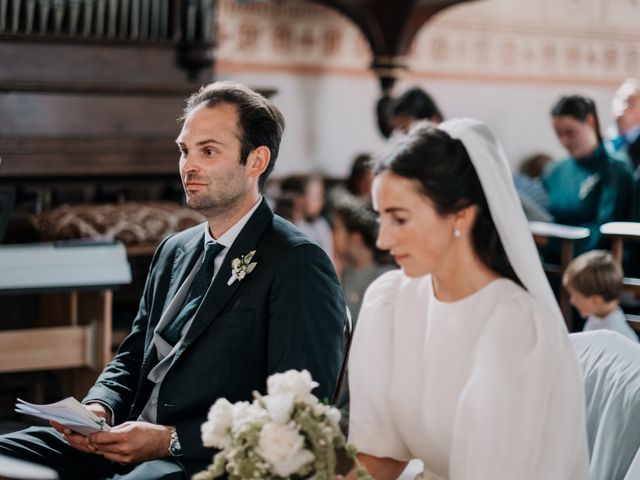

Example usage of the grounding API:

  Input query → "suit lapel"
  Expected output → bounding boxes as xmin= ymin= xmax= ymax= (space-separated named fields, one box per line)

xmin=162 ymin=231 xmax=204 ymax=316
xmin=141 ymin=228 xmax=204 ymax=366
xmin=178 ymin=200 xmax=274 ymax=354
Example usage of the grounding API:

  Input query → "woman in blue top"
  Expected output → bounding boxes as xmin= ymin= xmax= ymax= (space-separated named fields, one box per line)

xmin=543 ymin=95 xmax=635 ymax=255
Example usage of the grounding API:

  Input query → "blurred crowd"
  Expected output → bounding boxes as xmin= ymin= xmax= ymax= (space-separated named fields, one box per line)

xmin=267 ymin=79 xmax=640 ymax=337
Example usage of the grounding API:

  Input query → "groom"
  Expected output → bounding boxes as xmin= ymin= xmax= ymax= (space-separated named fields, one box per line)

xmin=0 ymin=82 xmax=347 ymax=479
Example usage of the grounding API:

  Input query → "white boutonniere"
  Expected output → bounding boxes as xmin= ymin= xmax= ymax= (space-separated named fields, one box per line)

xmin=227 ymin=250 xmax=258 ymax=286
xmin=578 ymin=173 xmax=601 ymax=200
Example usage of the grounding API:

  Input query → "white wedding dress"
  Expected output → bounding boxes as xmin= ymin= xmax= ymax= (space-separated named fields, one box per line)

xmin=348 ymin=270 xmax=590 ymax=480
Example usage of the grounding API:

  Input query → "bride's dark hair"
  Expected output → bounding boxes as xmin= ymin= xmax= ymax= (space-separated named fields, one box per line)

xmin=375 ymin=122 xmax=521 ymax=285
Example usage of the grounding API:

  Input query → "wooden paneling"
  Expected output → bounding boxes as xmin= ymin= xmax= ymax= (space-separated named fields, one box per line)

xmin=0 ymin=326 xmax=89 ymax=373
xmin=0 ymin=136 xmax=180 ymax=178
xmin=0 ymin=13 xmax=212 ymax=180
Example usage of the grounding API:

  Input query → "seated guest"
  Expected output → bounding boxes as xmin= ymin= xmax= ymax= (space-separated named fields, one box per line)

xmin=515 ymin=152 xmax=551 ymax=208
xmin=609 ymin=79 xmax=640 ymax=275
xmin=609 ymin=78 xmax=640 ymax=175
xmin=563 ymin=250 xmax=637 ymax=341
xmin=543 ymin=95 xmax=635 ymax=255
xmin=390 ymin=86 xmax=444 ymax=133
xmin=345 ymin=154 xmax=375 ymax=202
xmin=0 ymin=82 xmax=346 ymax=480
xmin=331 ymin=192 xmax=396 ymax=322
xmin=280 ymin=174 xmax=333 ymax=257
xmin=345 ymin=119 xmax=589 ymax=480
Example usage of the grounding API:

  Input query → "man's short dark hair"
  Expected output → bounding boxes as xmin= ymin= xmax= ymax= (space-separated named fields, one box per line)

xmin=182 ymin=81 xmax=285 ymax=191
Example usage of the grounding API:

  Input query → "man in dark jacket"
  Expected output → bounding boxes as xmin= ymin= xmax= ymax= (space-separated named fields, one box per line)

xmin=0 ymin=82 xmax=346 ymax=479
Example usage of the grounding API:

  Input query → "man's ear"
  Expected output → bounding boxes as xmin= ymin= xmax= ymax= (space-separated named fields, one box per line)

xmin=246 ymin=146 xmax=271 ymax=179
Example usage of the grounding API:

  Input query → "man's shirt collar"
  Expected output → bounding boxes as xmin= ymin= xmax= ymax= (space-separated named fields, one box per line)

xmin=204 ymin=197 xmax=263 ymax=248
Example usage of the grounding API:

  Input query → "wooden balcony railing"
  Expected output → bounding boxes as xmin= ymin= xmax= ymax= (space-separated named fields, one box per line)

xmin=0 ymin=0 xmax=215 ymax=42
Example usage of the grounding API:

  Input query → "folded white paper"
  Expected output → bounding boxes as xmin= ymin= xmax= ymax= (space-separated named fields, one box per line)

xmin=15 ymin=397 xmax=110 ymax=435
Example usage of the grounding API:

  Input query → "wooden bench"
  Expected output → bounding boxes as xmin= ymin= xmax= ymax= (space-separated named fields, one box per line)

xmin=529 ymin=221 xmax=590 ymax=331
xmin=0 ymin=243 xmax=131 ymax=399
xmin=600 ymin=222 xmax=640 ymax=333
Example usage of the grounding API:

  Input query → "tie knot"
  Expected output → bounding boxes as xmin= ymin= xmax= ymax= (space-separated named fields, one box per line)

xmin=203 ymin=242 xmax=225 ymax=264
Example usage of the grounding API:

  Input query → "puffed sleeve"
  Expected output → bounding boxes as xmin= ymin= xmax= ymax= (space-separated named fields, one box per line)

xmin=449 ymin=293 xmax=589 ymax=480
xmin=348 ymin=270 xmax=413 ymax=461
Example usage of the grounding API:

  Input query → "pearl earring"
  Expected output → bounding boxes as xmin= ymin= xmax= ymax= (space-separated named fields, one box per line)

xmin=454 ymin=228 xmax=461 ymax=238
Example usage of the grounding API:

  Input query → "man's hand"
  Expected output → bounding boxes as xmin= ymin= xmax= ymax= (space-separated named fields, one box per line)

xmin=87 ymin=421 xmax=172 ymax=464
xmin=50 ymin=402 xmax=110 ymax=455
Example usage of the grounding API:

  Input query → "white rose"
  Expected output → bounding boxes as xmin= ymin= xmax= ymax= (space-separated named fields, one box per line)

xmin=255 ymin=422 xmax=315 ymax=477
xmin=267 ymin=369 xmax=319 ymax=402
xmin=231 ymin=400 xmax=268 ymax=434
xmin=312 ymin=403 xmax=326 ymax=417
xmin=201 ymin=398 xmax=234 ymax=449
xmin=311 ymin=403 xmax=341 ymax=437
xmin=264 ymin=393 xmax=295 ymax=424
xmin=325 ymin=406 xmax=342 ymax=431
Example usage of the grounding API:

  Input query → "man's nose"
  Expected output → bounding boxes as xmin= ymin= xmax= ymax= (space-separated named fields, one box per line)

xmin=180 ymin=152 xmax=198 ymax=173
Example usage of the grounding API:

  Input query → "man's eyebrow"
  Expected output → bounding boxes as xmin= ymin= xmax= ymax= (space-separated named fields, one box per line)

xmin=196 ymin=139 xmax=225 ymax=146
xmin=174 ymin=138 xmax=225 ymax=146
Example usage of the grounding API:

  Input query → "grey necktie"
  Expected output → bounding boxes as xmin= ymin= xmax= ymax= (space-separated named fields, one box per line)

xmin=161 ymin=242 xmax=225 ymax=345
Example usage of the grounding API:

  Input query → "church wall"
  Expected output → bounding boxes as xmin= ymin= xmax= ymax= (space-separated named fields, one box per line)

xmin=216 ymin=0 xmax=640 ymax=177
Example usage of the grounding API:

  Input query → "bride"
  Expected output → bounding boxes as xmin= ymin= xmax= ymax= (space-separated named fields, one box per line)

xmin=345 ymin=119 xmax=590 ymax=479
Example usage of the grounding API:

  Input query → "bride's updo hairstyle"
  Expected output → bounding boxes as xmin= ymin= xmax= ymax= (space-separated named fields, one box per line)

xmin=376 ymin=122 xmax=520 ymax=285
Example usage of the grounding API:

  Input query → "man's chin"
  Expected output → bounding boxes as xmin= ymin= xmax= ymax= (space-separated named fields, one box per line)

xmin=186 ymin=198 xmax=213 ymax=213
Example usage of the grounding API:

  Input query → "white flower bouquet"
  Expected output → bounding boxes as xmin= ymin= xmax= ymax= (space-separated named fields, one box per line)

xmin=195 ymin=369 xmax=371 ymax=480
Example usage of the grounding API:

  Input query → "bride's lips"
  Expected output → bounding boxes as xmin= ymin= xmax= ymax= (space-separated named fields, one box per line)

xmin=393 ymin=253 xmax=408 ymax=263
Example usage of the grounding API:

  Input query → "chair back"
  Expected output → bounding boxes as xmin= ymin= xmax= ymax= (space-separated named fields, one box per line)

xmin=570 ymin=331 xmax=640 ymax=480
xmin=332 ymin=308 xmax=353 ymax=405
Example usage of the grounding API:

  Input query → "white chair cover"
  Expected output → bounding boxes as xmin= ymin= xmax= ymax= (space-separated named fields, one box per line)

xmin=570 ymin=330 xmax=640 ymax=480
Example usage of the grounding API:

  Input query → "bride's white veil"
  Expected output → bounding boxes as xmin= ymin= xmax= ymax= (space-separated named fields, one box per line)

xmin=438 ymin=118 xmax=564 ymax=325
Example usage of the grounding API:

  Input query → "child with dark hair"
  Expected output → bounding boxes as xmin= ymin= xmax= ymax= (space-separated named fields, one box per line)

xmin=279 ymin=174 xmax=333 ymax=257
xmin=345 ymin=154 xmax=374 ymax=201
xmin=563 ymin=250 xmax=637 ymax=341
xmin=331 ymin=193 xmax=395 ymax=322
xmin=514 ymin=152 xmax=552 ymax=221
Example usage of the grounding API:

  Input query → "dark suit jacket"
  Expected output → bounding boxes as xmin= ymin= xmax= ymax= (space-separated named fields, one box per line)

xmin=84 ymin=199 xmax=346 ymax=475
xmin=628 ymin=137 xmax=640 ymax=220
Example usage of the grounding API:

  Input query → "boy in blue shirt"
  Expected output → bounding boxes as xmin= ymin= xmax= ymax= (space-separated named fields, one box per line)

xmin=563 ymin=250 xmax=637 ymax=342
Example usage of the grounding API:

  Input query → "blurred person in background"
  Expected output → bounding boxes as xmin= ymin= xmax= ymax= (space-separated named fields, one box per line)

xmin=389 ymin=86 xmax=444 ymax=134
xmin=610 ymin=79 xmax=640 ymax=173
xmin=563 ymin=250 xmax=637 ymax=341
xmin=609 ymin=78 xmax=640 ymax=221
xmin=345 ymin=154 xmax=375 ymax=202
xmin=280 ymin=174 xmax=333 ymax=257
xmin=543 ymin=95 xmax=635 ymax=256
xmin=513 ymin=152 xmax=552 ymax=221
xmin=331 ymin=192 xmax=396 ymax=323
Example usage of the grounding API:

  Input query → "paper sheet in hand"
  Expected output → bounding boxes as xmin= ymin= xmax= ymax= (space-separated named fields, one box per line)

xmin=15 ymin=397 xmax=110 ymax=435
